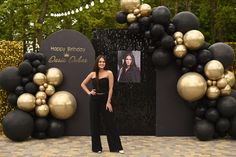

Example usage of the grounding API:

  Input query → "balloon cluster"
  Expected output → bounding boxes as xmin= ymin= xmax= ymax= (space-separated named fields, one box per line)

xmin=116 ymin=1 xmax=236 ymax=141
xmin=0 ymin=52 xmax=77 ymax=141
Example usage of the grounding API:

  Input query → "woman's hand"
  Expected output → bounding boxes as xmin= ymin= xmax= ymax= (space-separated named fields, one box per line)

xmin=89 ymin=89 xmax=96 ymax=95
xmin=106 ymin=102 xmax=113 ymax=112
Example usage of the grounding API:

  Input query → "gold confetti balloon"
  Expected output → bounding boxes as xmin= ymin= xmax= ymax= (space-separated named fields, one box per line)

xmin=48 ymin=91 xmax=77 ymax=120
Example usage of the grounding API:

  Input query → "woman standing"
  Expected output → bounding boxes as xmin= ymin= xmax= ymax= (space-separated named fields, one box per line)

xmin=81 ymin=55 xmax=124 ymax=154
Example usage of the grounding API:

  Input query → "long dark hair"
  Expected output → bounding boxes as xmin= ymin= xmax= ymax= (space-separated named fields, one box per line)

xmin=121 ymin=53 xmax=137 ymax=75
xmin=93 ymin=55 xmax=108 ymax=89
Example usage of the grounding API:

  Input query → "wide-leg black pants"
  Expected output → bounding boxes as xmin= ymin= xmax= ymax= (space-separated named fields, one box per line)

xmin=90 ymin=94 xmax=123 ymax=152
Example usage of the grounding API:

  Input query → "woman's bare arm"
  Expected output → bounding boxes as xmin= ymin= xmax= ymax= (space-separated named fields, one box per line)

xmin=81 ymin=72 xmax=96 ymax=95
xmin=106 ymin=70 xmax=114 ymax=112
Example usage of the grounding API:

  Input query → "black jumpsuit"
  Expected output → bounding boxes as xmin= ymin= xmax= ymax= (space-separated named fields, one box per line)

xmin=90 ymin=77 xmax=123 ymax=152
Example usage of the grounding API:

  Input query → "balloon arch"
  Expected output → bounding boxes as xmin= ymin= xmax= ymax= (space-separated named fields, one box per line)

xmin=116 ymin=0 xmax=236 ymax=141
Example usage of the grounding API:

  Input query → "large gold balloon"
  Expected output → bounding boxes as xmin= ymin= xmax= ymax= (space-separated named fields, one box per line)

xmin=207 ymin=86 xmax=220 ymax=99
xmin=46 ymin=68 xmax=63 ymax=86
xmin=45 ymin=85 xmax=55 ymax=96
xmin=204 ymin=60 xmax=224 ymax=80
xmin=173 ymin=45 xmax=187 ymax=58
xmin=216 ymin=78 xmax=227 ymax=89
xmin=183 ymin=30 xmax=205 ymax=50
xmin=224 ymin=71 xmax=235 ymax=87
xmin=221 ymin=84 xmax=231 ymax=96
xmin=33 ymin=73 xmax=46 ymax=86
xmin=127 ymin=13 xmax=136 ymax=23
xmin=177 ymin=72 xmax=207 ymax=102
xmin=120 ymin=0 xmax=140 ymax=13
xmin=35 ymin=104 xmax=49 ymax=117
xmin=48 ymin=91 xmax=77 ymax=120
xmin=17 ymin=93 xmax=36 ymax=111
xmin=36 ymin=91 xmax=47 ymax=100
xmin=139 ymin=4 xmax=151 ymax=16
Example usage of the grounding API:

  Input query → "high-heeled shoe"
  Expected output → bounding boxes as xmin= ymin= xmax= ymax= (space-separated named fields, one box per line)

xmin=119 ymin=150 xmax=125 ymax=154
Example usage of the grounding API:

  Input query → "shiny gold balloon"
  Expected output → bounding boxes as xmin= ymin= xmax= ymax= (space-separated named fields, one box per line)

xmin=207 ymin=86 xmax=220 ymax=99
xmin=133 ymin=8 xmax=140 ymax=15
xmin=224 ymin=71 xmax=235 ymax=87
xmin=120 ymin=0 xmax=140 ymax=13
xmin=46 ymin=68 xmax=63 ymax=86
xmin=35 ymin=104 xmax=49 ymax=117
xmin=36 ymin=98 xmax=42 ymax=106
xmin=45 ymin=85 xmax=55 ymax=96
xmin=207 ymin=80 xmax=212 ymax=86
xmin=176 ymin=38 xmax=183 ymax=45
xmin=204 ymin=60 xmax=224 ymax=80
xmin=177 ymin=72 xmax=207 ymax=102
xmin=43 ymin=83 xmax=48 ymax=88
xmin=221 ymin=84 xmax=231 ymax=96
xmin=17 ymin=93 xmax=36 ymax=111
xmin=173 ymin=32 xmax=183 ymax=39
xmin=48 ymin=91 xmax=77 ymax=120
xmin=33 ymin=73 xmax=46 ymax=86
xmin=212 ymin=81 xmax=217 ymax=86
xmin=216 ymin=78 xmax=227 ymax=89
xmin=39 ymin=85 xmax=45 ymax=91
xmin=127 ymin=13 xmax=137 ymax=23
xmin=36 ymin=91 xmax=47 ymax=100
xmin=139 ymin=3 xmax=151 ymax=16
xmin=183 ymin=30 xmax=205 ymax=50
xmin=173 ymin=45 xmax=187 ymax=58
xmin=41 ymin=99 xmax=46 ymax=105
xmin=136 ymin=13 xmax=141 ymax=18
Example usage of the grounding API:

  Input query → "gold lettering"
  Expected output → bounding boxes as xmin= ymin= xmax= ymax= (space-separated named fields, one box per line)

xmin=50 ymin=46 xmax=66 ymax=52
xmin=67 ymin=47 xmax=86 ymax=53
xmin=48 ymin=56 xmax=67 ymax=63
xmin=68 ymin=56 xmax=87 ymax=63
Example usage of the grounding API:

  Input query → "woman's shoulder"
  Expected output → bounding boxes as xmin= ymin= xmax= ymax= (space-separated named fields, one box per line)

xmin=89 ymin=71 xmax=96 ymax=78
xmin=105 ymin=70 xmax=113 ymax=74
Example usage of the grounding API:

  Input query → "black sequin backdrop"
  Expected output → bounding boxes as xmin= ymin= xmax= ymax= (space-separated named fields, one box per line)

xmin=92 ymin=29 xmax=156 ymax=135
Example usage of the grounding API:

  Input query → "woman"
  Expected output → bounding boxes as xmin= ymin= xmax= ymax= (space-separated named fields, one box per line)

xmin=118 ymin=53 xmax=140 ymax=83
xmin=81 ymin=55 xmax=124 ymax=154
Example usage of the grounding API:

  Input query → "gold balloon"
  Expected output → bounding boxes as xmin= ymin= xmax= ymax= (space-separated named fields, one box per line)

xmin=207 ymin=86 xmax=220 ymax=99
xmin=48 ymin=91 xmax=77 ymax=120
xmin=176 ymin=38 xmax=183 ymax=45
xmin=212 ymin=81 xmax=217 ymax=86
xmin=221 ymin=84 xmax=231 ymax=96
xmin=224 ymin=71 xmax=235 ymax=87
xmin=35 ymin=105 xmax=49 ymax=117
xmin=207 ymin=80 xmax=212 ymax=86
xmin=36 ymin=91 xmax=47 ymax=100
xmin=41 ymin=99 xmax=46 ymax=105
xmin=120 ymin=0 xmax=140 ymax=13
xmin=45 ymin=85 xmax=55 ymax=96
xmin=17 ymin=93 xmax=36 ymax=111
xmin=133 ymin=8 xmax=140 ymax=15
xmin=177 ymin=72 xmax=207 ymax=102
xmin=204 ymin=60 xmax=224 ymax=80
xmin=183 ymin=30 xmax=205 ymax=50
xmin=216 ymin=78 xmax=227 ymax=89
xmin=127 ymin=13 xmax=136 ymax=23
xmin=136 ymin=13 xmax=141 ymax=18
xmin=33 ymin=73 xmax=46 ymax=86
xmin=139 ymin=3 xmax=151 ymax=16
xmin=173 ymin=45 xmax=187 ymax=58
xmin=39 ymin=85 xmax=45 ymax=91
xmin=36 ymin=98 xmax=42 ymax=106
xmin=46 ymin=68 xmax=63 ymax=86
xmin=173 ymin=32 xmax=183 ymax=39
xmin=43 ymin=83 xmax=48 ymax=88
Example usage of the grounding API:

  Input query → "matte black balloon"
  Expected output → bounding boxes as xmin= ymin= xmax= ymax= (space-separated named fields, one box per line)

xmin=167 ymin=23 xmax=175 ymax=35
xmin=148 ymin=46 xmax=155 ymax=53
xmin=21 ymin=77 xmax=30 ymax=86
xmin=205 ymin=108 xmax=219 ymax=123
xmin=152 ymin=48 xmax=171 ymax=67
xmin=145 ymin=30 xmax=151 ymax=38
xmin=34 ymin=118 xmax=49 ymax=132
xmin=172 ymin=11 xmax=199 ymax=34
xmin=181 ymin=67 xmax=190 ymax=74
xmin=195 ymin=107 xmax=207 ymax=118
xmin=24 ymin=82 xmax=38 ymax=94
xmin=188 ymin=100 xmax=201 ymax=109
xmin=151 ymin=24 xmax=165 ymax=39
xmin=201 ymin=42 xmax=211 ymax=49
xmin=32 ymin=132 xmax=47 ymax=139
xmin=216 ymin=118 xmax=230 ymax=133
xmin=229 ymin=116 xmax=236 ymax=139
xmin=230 ymin=90 xmax=236 ymax=100
xmin=47 ymin=119 xmax=65 ymax=138
xmin=209 ymin=42 xmax=235 ymax=69
xmin=197 ymin=49 xmax=213 ymax=65
xmin=194 ymin=120 xmax=215 ymax=141
xmin=217 ymin=96 xmax=236 ymax=118
xmin=0 ymin=67 xmax=21 ymax=92
xmin=195 ymin=64 xmax=204 ymax=73
xmin=37 ymin=64 xmax=47 ymax=73
xmin=32 ymin=68 xmax=37 ymax=74
xmin=24 ymin=52 xmax=37 ymax=62
xmin=183 ymin=54 xmax=197 ymax=68
xmin=2 ymin=110 xmax=34 ymax=141
xmin=152 ymin=6 xmax=171 ymax=26
xmin=116 ymin=11 xmax=127 ymax=24
xmin=18 ymin=61 xmax=33 ymax=76
xmin=7 ymin=93 xmax=18 ymax=106
xmin=175 ymin=59 xmax=182 ymax=67
xmin=36 ymin=53 xmax=46 ymax=61
xmin=15 ymin=85 xmax=25 ymax=96
xmin=138 ymin=16 xmax=151 ymax=32
xmin=207 ymin=100 xmax=216 ymax=108
xmin=128 ymin=22 xmax=140 ymax=33
xmin=161 ymin=35 xmax=174 ymax=50
xmin=32 ymin=59 xmax=41 ymax=67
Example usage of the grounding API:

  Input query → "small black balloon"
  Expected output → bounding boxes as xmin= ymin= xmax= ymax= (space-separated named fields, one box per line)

xmin=18 ymin=61 xmax=33 ymax=76
xmin=161 ymin=35 xmax=174 ymax=50
xmin=194 ymin=120 xmax=215 ymax=141
xmin=145 ymin=31 xmax=151 ymax=38
xmin=167 ymin=23 xmax=175 ymax=35
xmin=15 ymin=85 xmax=25 ymax=96
xmin=195 ymin=107 xmax=207 ymax=118
xmin=7 ymin=93 xmax=18 ymax=106
xmin=152 ymin=48 xmax=171 ymax=67
xmin=181 ymin=67 xmax=190 ymax=74
xmin=151 ymin=24 xmax=165 ymax=39
xmin=195 ymin=64 xmax=204 ymax=73
xmin=175 ymin=59 xmax=182 ymax=67
xmin=229 ymin=116 xmax=236 ymax=139
xmin=197 ymin=49 xmax=213 ymax=65
xmin=217 ymin=96 xmax=236 ymax=118
xmin=24 ymin=82 xmax=38 ymax=94
xmin=32 ymin=59 xmax=41 ymax=67
xmin=21 ymin=77 xmax=30 ymax=85
xmin=128 ymin=22 xmax=140 ymax=34
xmin=183 ymin=54 xmax=197 ymax=68
xmin=205 ymin=108 xmax=219 ymax=123
xmin=32 ymin=132 xmax=47 ymax=139
xmin=34 ymin=118 xmax=49 ymax=132
xmin=37 ymin=64 xmax=47 ymax=73
xmin=152 ymin=6 xmax=171 ymax=26
xmin=47 ymin=119 xmax=65 ymax=138
xmin=216 ymin=118 xmax=230 ymax=133
xmin=116 ymin=11 xmax=127 ymax=24
xmin=207 ymin=100 xmax=216 ymax=108
xmin=138 ymin=16 xmax=151 ymax=32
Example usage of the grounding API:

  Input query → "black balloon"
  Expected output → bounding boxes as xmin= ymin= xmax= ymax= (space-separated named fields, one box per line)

xmin=207 ymin=100 xmax=217 ymax=108
xmin=205 ymin=108 xmax=219 ymax=123
xmin=194 ymin=120 xmax=215 ymax=141
xmin=24 ymin=82 xmax=38 ymax=94
xmin=145 ymin=30 xmax=151 ymax=38
xmin=138 ymin=16 xmax=151 ymax=32
xmin=152 ymin=48 xmax=171 ymax=67
xmin=34 ymin=118 xmax=49 ymax=132
xmin=229 ymin=116 xmax=236 ymax=139
xmin=197 ymin=49 xmax=213 ymax=65
xmin=209 ymin=42 xmax=235 ymax=69
xmin=116 ymin=11 xmax=127 ymax=24
xmin=15 ymin=85 xmax=25 ymax=96
xmin=151 ymin=24 xmax=165 ymax=39
xmin=32 ymin=59 xmax=41 ymax=67
xmin=161 ymin=35 xmax=174 ymax=50
xmin=195 ymin=106 xmax=207 ymax=118
xmin=21 ymin=77 xmax=30 ymax=85
xmin=128 ymin=22 xmax=140 ymax=33
xmin=175 ymin=59 xmax=182 ymax=67
xmin=217 ymin=96 xmax=236 ymax=118
xmin=152 ymin=6 xmax=171 ymax=26
xmin=183 ymin=54 xmax=197 ymax=68
xmin=24 ymin=52 xmax=37 ymax=62
xmin=2 ymin=110 xmax=34 ymax=141
xmin=181 ymin=67 xmax=190 ymax=74
xmin=32 ymin=132 xmax=47 ymax=139
xmin=230 ymin=90 xmax=236 ymax=100
xmin=47 ymin=119 xmax=65 ymax=138
xmin=18 ymin=61 xmax=33 ymax=76
xmin=37 ymin=64 xmax=47 ymax=73
xmin=167 ymin=23 xmax=175 ymax=35
xmin=36 ymin=53 xmax=46 ymax=61
xmin=7 ymin=93 xmax=18 ymax=106
xmin=0 ymin=67 xmax=21 ymax=92
xmin=216 ymin=118 xmax=230 ymax=133
xmin=195 ymin=64 xmax=204 ymax=73
xmin=172 ymin=11 xmax=199 ymax=34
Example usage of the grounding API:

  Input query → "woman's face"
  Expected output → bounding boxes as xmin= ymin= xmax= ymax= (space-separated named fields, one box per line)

xmin=125 ymin=55 xmax=132 ymax=66
xmin=98 ymin=57 xmax=106 ymax=69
